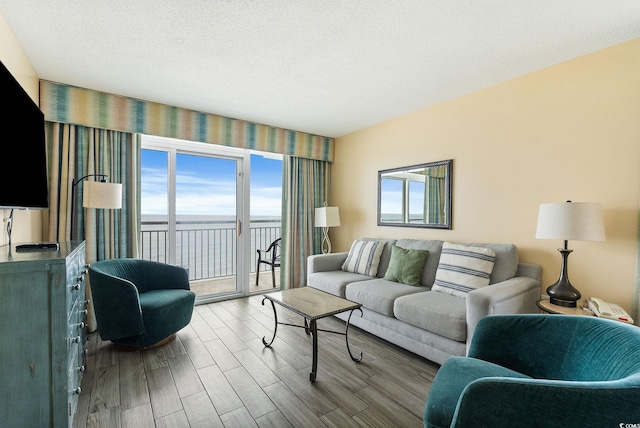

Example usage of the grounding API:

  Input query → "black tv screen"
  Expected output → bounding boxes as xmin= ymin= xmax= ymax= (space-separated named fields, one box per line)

xmin=0 ymin=60 xmax=48 ymax=209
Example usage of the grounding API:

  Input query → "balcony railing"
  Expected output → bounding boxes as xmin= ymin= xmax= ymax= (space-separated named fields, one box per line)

xmin=140 ymin=219 xmax=281 ymax=281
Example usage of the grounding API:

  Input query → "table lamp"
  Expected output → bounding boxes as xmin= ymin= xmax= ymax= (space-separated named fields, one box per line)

xmin=535 ymin=201 xmax=605 ymax=307
xmin=315 ymin=202 xmax=341 ymax=254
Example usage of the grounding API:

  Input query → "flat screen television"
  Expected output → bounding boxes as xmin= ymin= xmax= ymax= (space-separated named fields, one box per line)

xmin=0 ymin=60 xmax=48 ymax=209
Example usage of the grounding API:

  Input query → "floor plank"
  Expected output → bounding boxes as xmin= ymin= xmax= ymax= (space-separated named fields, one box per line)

xmin=74 ymin=293 xmax=439 ymax=428
xmin=197 ymin=364 xmax=244 ymax=415
xmin=223 ymin=366 xmax=277 ymax=419
xmin=181 ymin=391 xmax=224 ymax=428
xmin=119 ymin=352 xmax=150 ymax=410
xmin=146 ymin=366 xmax=183 ymax=419
xmin=121 ymin=403 xmax=154 ymax=428
xmin=167 ymin=354 xmax=205 ymax=398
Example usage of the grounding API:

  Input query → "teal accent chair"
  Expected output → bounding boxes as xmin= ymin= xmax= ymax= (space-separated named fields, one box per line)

xmin=424 ymin=314 xmax=640 ymax=428
xmin=89 ymin=259 xmax=195 ymax=349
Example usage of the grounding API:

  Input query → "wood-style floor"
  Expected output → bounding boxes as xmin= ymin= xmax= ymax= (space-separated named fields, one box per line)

xmin=190 ymin=269 xmax=281 ymax=299
xmin=73 ymin=294 xmax=439 ymax=428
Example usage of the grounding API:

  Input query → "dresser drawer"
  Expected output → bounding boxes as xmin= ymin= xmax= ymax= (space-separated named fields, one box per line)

xmin=67 ymin=349 xmax=83 ymax=424
xmin=66 ymin=261 xmax=87 ymax=317
xmin=66 ymin=302 xmax=86 ymax=353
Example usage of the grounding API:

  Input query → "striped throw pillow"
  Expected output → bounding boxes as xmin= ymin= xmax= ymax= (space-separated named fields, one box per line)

xmin=432 ymin=242 xmax=496 ymax=298
xmin=341 ymin=240 xmax=386 ymax=276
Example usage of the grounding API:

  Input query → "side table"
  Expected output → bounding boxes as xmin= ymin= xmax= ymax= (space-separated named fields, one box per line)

xmin=536 ymin=299 xmax=594 ymax=316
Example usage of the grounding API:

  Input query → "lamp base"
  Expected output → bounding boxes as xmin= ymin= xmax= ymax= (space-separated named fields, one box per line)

xmin=548 ymin=297 xmax=578 ymax=308
xmin=321 ymin=227 xmax=332 ymax=254
xmin=546 ymin=248 xmax=580 ymax=308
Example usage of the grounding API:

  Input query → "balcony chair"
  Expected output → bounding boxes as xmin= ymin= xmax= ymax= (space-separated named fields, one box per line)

xmin=423 ymin=314 xmax=640 ymax=428
xmin=88 ymin=258 xmax=195 ymax=350
xmin=256 ymin=237 xmax=281 ymax=287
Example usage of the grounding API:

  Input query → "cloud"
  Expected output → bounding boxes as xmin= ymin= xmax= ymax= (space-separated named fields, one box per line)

xmin=141 ymin=166 xmax=282 ymax=216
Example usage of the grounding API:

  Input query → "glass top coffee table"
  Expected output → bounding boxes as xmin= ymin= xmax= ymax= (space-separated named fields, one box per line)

xmin=262 ymin=286 xmax=363 ymax=382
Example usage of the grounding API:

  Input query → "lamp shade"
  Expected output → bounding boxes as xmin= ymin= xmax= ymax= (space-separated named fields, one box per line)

xmin=83 ymin=181 xmax=122 ymax=209
xmin=315 ymin=206 xmax=341 ymax=228
xmin=535 ymin=202 xmax=605 ymax=242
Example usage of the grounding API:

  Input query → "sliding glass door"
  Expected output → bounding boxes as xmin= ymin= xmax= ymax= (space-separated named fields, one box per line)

xmin=140 ymin=135 xmax=284 ymax=302
xmin=141 ymin=136 xmax=247 ymax=303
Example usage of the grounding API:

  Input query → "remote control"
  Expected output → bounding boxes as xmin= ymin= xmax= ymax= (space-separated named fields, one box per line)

xmin=15 ymin=242 xmax=60 ymax=251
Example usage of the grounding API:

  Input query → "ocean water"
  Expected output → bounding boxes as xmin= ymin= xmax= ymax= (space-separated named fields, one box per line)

xmin=141 ymin=215 xmax=281 ymax=280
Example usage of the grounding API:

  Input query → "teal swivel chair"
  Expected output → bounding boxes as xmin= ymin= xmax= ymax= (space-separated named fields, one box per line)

xmin=424 ymin=314 xmax=640 ymax=428
xmin=89 ymin=258 xmax=195 ymax=349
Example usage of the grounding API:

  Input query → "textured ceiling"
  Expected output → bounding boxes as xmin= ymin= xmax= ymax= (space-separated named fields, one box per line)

xmin=1 ymin=1 xmax=639 ymax=138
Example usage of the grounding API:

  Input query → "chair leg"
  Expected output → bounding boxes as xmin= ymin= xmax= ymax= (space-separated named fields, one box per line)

xmin=256 ymin=266 xmax=260 ymax=286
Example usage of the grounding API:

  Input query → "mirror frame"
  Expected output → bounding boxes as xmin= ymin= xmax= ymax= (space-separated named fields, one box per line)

xmin=377 ymin=159 xmax=453 ymax=229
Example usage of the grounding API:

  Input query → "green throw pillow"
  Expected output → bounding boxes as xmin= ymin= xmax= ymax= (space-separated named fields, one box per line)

xmin=384 ymin=245 xmax=429 ymax=286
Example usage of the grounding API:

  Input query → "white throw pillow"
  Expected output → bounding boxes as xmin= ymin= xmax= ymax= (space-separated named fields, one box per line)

xmin=341 ymin=240 xmax=386 ymax=276
xmin=432 ymin=242 xmax=496 ymax=298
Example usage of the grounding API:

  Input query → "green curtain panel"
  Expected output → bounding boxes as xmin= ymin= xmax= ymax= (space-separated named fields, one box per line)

xmin=46 ymin=122 xmax=140 ymax=331
xmin=423 ymin=164 xmax=447 ymax=224
xmin=280 ymin=156 xmax=330 ymax=289
xmin=40 ymin=81 xmax=334 ymax=162
xmin=46 ymin=122 xmax=140 ymax=262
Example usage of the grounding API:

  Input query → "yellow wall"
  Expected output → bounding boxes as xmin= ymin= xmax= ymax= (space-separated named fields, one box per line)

xmin=333 ymin=38 xmax=640 ymax=314
xmin=0 ymin=13 xmax=44 ymax=246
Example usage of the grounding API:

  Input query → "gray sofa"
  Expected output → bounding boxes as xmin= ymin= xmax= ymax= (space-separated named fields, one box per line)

xmin=307 ymin=238 xmax=542 ymax=365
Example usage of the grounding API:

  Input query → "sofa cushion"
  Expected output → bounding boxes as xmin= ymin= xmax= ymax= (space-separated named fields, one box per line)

xmin=432 ymin=242 xmax=496 ymax=298
xmin=342 ymin=239 xmax=387 ymax=276
xmin=394 ymin=290 xmax=467 ymax=341
xmin=383 ymin=245 xmax=429 ymax=286
xmin=345 ymin=279 xmax=426 ymax=316
xmin=395 ymin=239 xmax=444 ymax=286
xmin=466 ymin=242 xmax=519 ymax=284
xmin=308 ymin=271 xmax=373 ymax=298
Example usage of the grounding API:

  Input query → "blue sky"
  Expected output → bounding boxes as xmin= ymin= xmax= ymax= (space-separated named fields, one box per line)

xmin=141 ymin=150 xmax=282 ymax=216
xmin=380 ymin=179 xmax=425 ymax=216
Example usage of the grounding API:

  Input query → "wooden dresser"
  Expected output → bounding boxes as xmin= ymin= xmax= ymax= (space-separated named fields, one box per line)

xmin=0 ymin=241 xmax=87 ymax=427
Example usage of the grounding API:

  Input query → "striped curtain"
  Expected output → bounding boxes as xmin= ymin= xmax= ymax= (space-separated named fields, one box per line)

xmin=46 ymin=122 xmax=140 ymax=260
xmin=423 ymin=165 xmax=448 ymax=224
xmin=280 ymin=156 xmax=330 ymax=289
xmin=46 ymin=122 xmax=140 ymax=330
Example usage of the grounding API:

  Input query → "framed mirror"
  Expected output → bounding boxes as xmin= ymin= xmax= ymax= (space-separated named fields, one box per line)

xmin=377 ymin=159 xmax=453 ymax=229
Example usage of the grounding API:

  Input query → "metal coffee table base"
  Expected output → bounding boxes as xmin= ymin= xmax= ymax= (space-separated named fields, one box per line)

xmin=262 ymin=297 xmax=363 ymax=382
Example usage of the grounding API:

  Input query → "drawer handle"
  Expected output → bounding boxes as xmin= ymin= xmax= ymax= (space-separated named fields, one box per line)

xmin=79 ymin=365 xmax=86 ymax=373
xmin=77 ymin=322 xmax=86 ymax=330
xmin=72 ymin=283 xmax=81 ymax=291
xmin=73 ymin=387 xmax=82 ymax=395
xmin=70 ymin=336 xmax=81 ymax=344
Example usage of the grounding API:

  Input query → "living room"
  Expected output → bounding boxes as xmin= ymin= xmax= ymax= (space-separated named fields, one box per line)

xmin=1 ymin=2 xmax=640 ymax=427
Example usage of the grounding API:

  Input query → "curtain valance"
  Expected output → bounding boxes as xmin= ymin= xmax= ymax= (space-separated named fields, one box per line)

xmin=40 ymin=81 xmax=334 ymax=162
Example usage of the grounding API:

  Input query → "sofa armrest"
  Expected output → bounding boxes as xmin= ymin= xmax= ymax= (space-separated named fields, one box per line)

xmin=307 ymin=252 xmax=349 ymax=276
xmin=515 ymin=262 xmax=542 ymax=281
xmin=465 ymin=275 xmax=541 ymax=352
